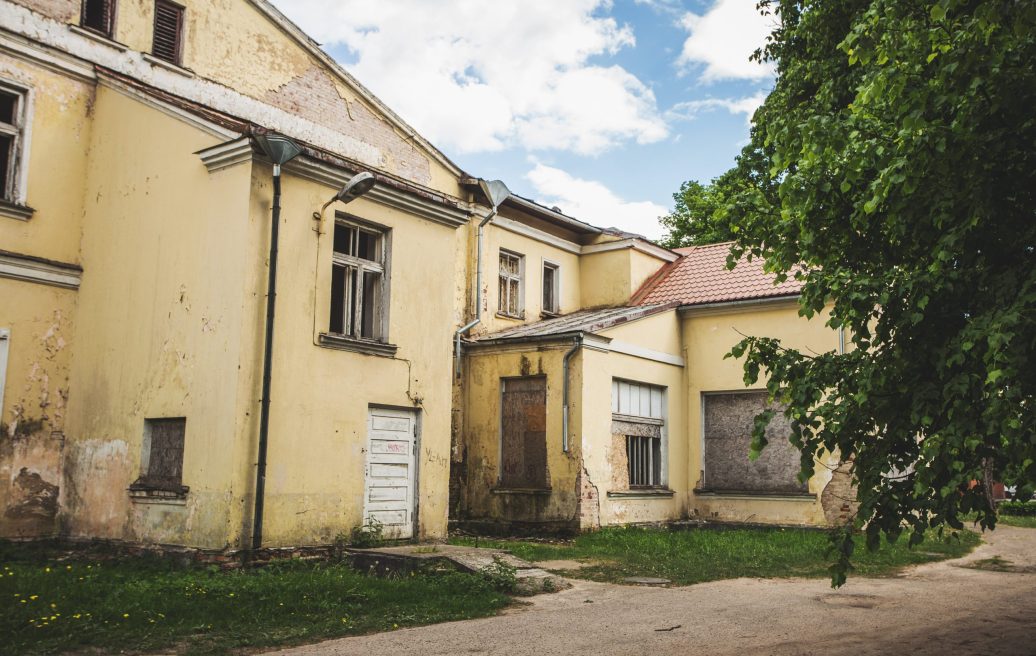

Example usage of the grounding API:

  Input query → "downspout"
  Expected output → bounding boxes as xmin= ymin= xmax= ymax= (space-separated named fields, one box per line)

xmin=454 ymin=209 xmax=498 ymax=376
xmin=252 ymin=163 xmax=282 ymax=551
xmin=562 ymin=335 xmax=583 ymax=453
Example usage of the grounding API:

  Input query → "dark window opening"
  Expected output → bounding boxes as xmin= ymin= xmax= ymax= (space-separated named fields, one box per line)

xmin=500 ymin=377 xmax=548 ymax=489
xmin=81 ymin=0 xmax=115 ymax=37
xmin=0 ymin=88 xmax=21 ymax=203
xmin=0 ymin=134 xmax=11 ymax=201
xmin=133 ymin=418 xmax=187 ymax=493
xmin=329 ymin=221 xmax=387 ymax=341
xmin=152 ymin=0 xmax=184 ymax=64
xmin=0 ymin=92 xmax=16 ymax=125
xmin=542 ymin=262 xmax=559 ymax=314
xmin=626 ymin=434 xmax=662 ymax=488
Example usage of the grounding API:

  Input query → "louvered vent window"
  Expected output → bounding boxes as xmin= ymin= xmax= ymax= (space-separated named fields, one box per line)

xmin=81 ymin=0 xmax=115 ymax=37
xmin=151 ymin=0 xmax=184 ymax=65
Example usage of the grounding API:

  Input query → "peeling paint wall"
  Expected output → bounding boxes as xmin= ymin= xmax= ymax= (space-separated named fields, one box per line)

xmin=683 ymin=302 xmax=840 ymax=526
xmin=458 ymin=348 xmax=582 ymax=532
xmin=2 ymin=1 xmax=463 ymax=193
xmin=0 ymin=50 xmax=93 ymax=538
xmin=583 ymin=312 xmax=688 ymax=527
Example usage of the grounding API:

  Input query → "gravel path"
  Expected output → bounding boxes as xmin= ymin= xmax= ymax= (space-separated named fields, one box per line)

xmin=265 ymin=526 xmax=1036 ymax=656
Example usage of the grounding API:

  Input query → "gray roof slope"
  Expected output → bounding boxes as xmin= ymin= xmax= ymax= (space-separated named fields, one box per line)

xmin=473 ymin=305 xmax=673 ymax=344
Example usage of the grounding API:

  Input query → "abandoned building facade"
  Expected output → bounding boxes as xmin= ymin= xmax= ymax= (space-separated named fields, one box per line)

xmin=0 ymin=0 xmax=852 ymax=551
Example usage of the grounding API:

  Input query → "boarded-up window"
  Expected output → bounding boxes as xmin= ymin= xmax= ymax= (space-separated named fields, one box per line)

xmin=702 ymin=392 xmax=806 ymax=494
xmin=135 ymin=418 xmax=187 ymax=492
xmin=151 ymin=0 xmax=184 ymax=65
xmin=500 ymin=377 xmax=547 ymax=489
xmin=81 ymin=0 xmax=116 ymax=37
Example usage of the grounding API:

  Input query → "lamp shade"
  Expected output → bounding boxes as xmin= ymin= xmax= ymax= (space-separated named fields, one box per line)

xmin=254 ymin=133 xmax=303 ymax=166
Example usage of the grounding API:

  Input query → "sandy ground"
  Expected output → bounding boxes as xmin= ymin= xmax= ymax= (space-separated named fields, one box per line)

xmin=266 ymin=527 xmax=1036 ymax=656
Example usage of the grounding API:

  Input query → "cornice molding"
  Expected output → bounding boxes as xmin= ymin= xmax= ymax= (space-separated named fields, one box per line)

xmin=195 ymin=137 xmax=253 ymax=173
xmin=0 ymin=251 xmax=82 ymax=289
xmin=492 ymin=216 xmax=581 ymax=254
xmin=582 ymin=238 xmax=680 ymax=262
xmin=285 ymin=157 xmax=470 ymax=229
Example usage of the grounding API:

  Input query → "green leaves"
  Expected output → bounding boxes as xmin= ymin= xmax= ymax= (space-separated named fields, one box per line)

xmin=727 ymin=0 xmax=1036 ymax=587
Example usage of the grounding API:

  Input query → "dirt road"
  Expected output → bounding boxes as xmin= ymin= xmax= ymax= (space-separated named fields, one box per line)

xmin=266 ymin=527 xmax=1036 ymax=656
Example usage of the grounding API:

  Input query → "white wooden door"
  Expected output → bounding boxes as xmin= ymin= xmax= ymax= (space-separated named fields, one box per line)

xmin=364 ymin=407 xmax=417 ymax=539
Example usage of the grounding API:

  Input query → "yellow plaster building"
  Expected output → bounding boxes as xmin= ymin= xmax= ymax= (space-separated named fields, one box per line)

xmin=0 ymin=0 xmax=851 ymax=552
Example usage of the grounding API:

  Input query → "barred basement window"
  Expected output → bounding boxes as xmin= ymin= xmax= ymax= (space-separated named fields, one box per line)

xmin=0 ymin=82 xmax=28 ymax=204
xmin=151 ymin=0 xmax=184 ymax=65
xmin=498 ymin=250 xmax=523 ymax=318
xmin=133 ymin=418 xmax=187 ymax=493
xmin=329 ymin=219 xmax=388 ymax=341
xmin=612 ymin=379 xmax=667 ymax=489
xmin=542 ymin=261 xmax=560 ymax=315
xmin=81 ymin=0 xmax=116 ymax=37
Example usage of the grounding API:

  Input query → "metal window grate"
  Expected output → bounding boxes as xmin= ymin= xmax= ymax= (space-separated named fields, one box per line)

xmin=626 ymin=434 xmax=661 ymax=487
xmin=81 ymin=0 xmax=115 ymax=37
xmin=151 ymin=0 xmax=184 ymax=64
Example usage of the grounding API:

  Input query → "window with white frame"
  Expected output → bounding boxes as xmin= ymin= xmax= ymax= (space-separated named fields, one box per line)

xmin=612 ymin=379 xmax=666 ymax=488
xmin=329 ymin=218 xmax=389 ymax=341
xmin=542 ymin=261 xmax=560 ymax=315
xmin=0 ymin=82 xmax=29 ymax=204
xmin=498 ymin=250 xmax=523 ymax=318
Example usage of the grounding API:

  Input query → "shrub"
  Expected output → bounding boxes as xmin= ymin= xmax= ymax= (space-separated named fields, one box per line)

xmin=478 ymin=556 xmax=517 ymax=593
xmin=349 ymin=517 xmax=385 ymax=548
xmin=999 ymin=501 xmax=1036 ymax=517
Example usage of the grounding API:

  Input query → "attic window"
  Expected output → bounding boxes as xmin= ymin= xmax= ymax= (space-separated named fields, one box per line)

xmin=151 ymin=0 xmax=184 ymax=65
xmin=81 ymin=0 xmax=115 ymax=37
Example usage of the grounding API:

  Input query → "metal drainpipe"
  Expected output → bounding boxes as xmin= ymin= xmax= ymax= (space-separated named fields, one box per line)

xmin=454 ymin=209 xmax=498 ymax=376
xmin=562 ymin=335 xmax=583 ymax=453
xmin=251 ymin=164 xmax=282 ymax=551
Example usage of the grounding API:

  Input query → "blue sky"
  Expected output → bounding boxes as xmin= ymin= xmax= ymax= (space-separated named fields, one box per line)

xmin=275 ymin=0 xmax=776 ymax=240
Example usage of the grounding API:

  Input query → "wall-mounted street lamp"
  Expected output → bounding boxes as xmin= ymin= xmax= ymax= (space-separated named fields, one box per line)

xmin=250 ymin=132 xmax=302 ymax=552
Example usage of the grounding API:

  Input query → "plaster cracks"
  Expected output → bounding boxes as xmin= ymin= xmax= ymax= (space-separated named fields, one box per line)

xmin=577 ymin=464 xmax=600 ymax=530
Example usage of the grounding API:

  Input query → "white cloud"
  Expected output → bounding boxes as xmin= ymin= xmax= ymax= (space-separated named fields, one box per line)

xmin=526 ymin=163 xmax=669 ymax=241
xmin=274 ymin=1 xmax=668 ymax=156
xmin=676 ymin=0 xmax=777 ymax=82
xmin=667 ymin=91 xmax=768 ymax=124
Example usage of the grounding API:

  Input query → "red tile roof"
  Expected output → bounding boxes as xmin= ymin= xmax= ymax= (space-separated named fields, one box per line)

xmin=632 ymin=242 xmax=803 ymax=306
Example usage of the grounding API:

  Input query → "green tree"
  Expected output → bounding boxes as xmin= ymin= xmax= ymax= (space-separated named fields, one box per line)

xmin=660 ymin=169 xmax=740 ymax=247
xmin=726 ymin=0 xmax=1036 ymax=585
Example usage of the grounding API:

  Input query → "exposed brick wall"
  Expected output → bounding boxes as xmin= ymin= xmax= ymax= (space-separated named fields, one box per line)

xmin=263 ymin=66 xmax=432 ymax=185
xmin=577 ymin=464 xmax=600 ymax=530
xmin=821 ymin=460 xmax=858 ymax=526
xmin=8 ymin=0 xmax=77 ymax=22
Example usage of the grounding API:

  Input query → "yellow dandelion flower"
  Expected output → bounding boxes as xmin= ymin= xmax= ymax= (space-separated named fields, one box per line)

xmin=29 ymin=595 xmax=38 ymax=600
xmin=44 ymin=567 xmax=50 ymax=573
xmin=122 ymin=613 xmax=129 ymax=619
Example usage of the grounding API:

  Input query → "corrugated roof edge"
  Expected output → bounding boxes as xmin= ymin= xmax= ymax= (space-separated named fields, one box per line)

xmin=470 ymin=303 xmax=679 ymax=346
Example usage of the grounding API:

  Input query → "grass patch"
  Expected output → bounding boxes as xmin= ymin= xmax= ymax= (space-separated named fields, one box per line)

xmin=450 ymin=525 xmax=980 ymax=586
xmin=996 ymin=514 xmax=1036 ymax=529
xmin=0 ymin=541 xmax=509 ymax=656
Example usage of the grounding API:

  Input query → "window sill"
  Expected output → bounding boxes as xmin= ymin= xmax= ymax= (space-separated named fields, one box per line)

xmin=694 ymin=489 xmax=816 ymax=501
xmin=128 ymin=483 xmax=189 ymax=505
xmin=67 ymin=24 xmax=128 ymax=51
xmin=495 ymin=312 xmax=526 ymax=322
xmin=0 ymin=200 xmax=34 ymax=222
xmin=491 ymin=487 xmax=552 ymax=496
xmin=607 ymin=488 xmax=675 ymax=499
xmin=318 ymin=332 xmax=398 ymax=358
xmin=540 ymin=310 xmax=561 ymax=319
xmin=142 ymin=53 xmax=195 ymax=77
